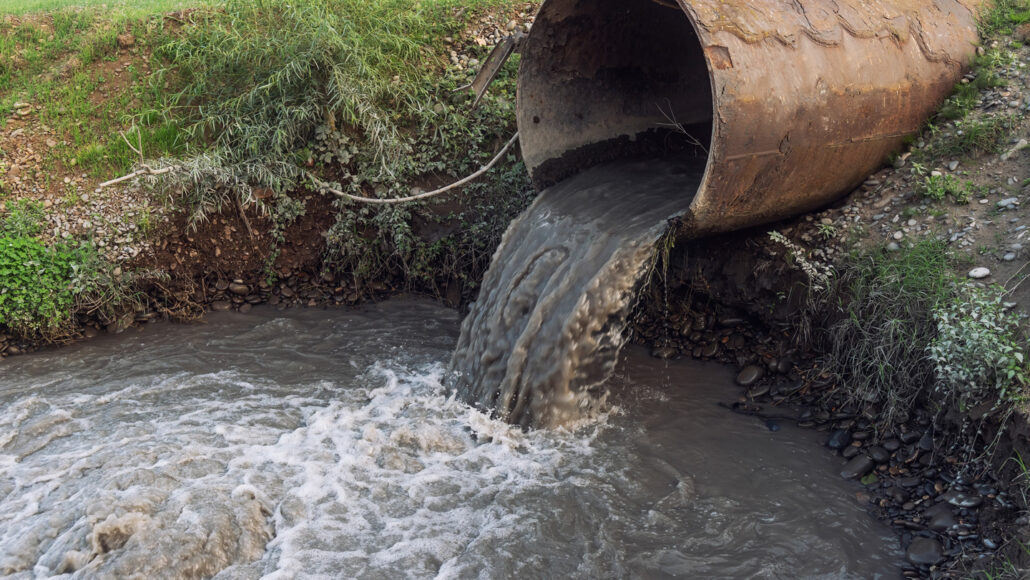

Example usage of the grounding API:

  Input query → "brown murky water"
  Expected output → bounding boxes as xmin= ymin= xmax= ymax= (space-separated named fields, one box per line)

xmin=0 ymin=300 xmax=899 ymax=578
xmin=451 ymin=159 xmax=704 ymax=428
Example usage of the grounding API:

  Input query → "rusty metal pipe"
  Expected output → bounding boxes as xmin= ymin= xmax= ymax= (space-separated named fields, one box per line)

xmin=516 ymin=0 xmax=983 ymax=237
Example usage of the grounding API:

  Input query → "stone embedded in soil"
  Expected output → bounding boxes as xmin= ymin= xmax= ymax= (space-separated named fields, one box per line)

xmin=906 ymin=537 xmax=944 ymax=566
xmin=840 ymin=455 xmax=875 ymax=480
xmin=968 ymin=267 xmax=991 ymax=279
xmin=735 ymin=365 xmax=764 ymax=387
xmin=826 ymin=429 xmax=852 ymax=450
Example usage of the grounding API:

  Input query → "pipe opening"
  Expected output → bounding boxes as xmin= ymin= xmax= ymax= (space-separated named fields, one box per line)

xmin=517 ymin=0 xmax=713 ymax=190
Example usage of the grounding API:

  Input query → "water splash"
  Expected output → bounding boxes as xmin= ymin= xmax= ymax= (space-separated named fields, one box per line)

xmin=449 ymin=159 xmax=703 ymax=428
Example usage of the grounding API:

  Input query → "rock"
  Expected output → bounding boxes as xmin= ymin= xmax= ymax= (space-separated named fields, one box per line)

xmin=83 ymin=327 xmax=99 ymax=339
xmin=944 ymin=491 xmax=983 ymax=508
xmin=906 ymin=537 xmax=944 ymax=566
xmin=868 ymin=446 xmax=890 ymax=463
xmin=746 ymin=384 xmax=769 ymax=398
xmin=968 ymin=267 xmax=991 ymax=279
xmin=701 ymin=342 xmax=719 ymax=358
xmin=228 ymin=283 xmax=250 ymax=296
xmin=1004 ymin=253 xmax=1016 ymax=261
xmin=826 ymin=429 xmax=852 ymax=450
xmin=948 ymin=160 xmax=959 ymax=171
xmin=842 ymin=446 xmax=861 ymax=459
xmin=210 ymin=301 xmax=232 ymax=312
xmin=116 ymin=33 xmax=135 ymax=49
xmin=917 ymin=432 xmax=934 ymax=451
xmin=215 ymin=279 xmax=230 ymax=291
xmin=840 ymin=455 xmax=875 ymax=479
xmin=887 ymin=242 xmax=901 ymax=252
xmin=735 ymin=365 xmax=764 ymax=386
xmin=650 ymin=346 xmax=677 ymax=360
xmin=927 ymin=509 xmax=957 ymax=532
xmin=997 ymin=197 xmax=1020 ymax=208
xmin=893 ymin=231 xmax=904 ymax=241
xmin=6 ymin=346 xmax=21 ymax=356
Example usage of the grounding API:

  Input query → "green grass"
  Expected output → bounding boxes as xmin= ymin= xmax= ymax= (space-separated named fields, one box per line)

xmin=0 ymin=0 xmax=204 ymax=17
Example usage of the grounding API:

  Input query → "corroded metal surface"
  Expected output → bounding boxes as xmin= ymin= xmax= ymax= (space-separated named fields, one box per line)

xmin=516 ymin=0 xmax=983 ymax=237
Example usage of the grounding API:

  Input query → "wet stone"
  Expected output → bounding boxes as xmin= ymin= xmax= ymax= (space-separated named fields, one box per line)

xmin=215 ymin=279 xmax=230 ymax=291
xmin=883 ymin=439 xmax=901 ymax=452
xmin=840 ymin=455 xmax=875 ymax=480
xmin=746 ymin=384 xmax=769 ymax=398
xmin=842 ymin=446 xmax=861 ymax=459
xmin=900 ymin=431 xmax=920 ymax=444
xmin=650 ymin=346 xmax=677 ymax=360
xmin=917 ymin=433 xmax=934 ymax=451
xmin=906 ymin=537 xmax=944 ymax=566
xmin=735 ymin=365 xmax=765 ymax=387
xmin=899 ymin=477 xmax=922 ymax=488
xmin=944 ymin=492 xmax=983 ymax=509
xmin=868 ymin=446 xmax=890 ymax=463
xmin=826 ymin=429 xmax=852 ymax=450
xmin=701 ymin=342 xmax=719 ymax=358
xmin=229 ymin=283 xmax=250 ymax=296
xmin=852 ymin=430 xmax=871 ymax=441
xmin=211 ymin=301 xmax=232 ymax=312
xmin=927 ymin=509 xmax=957 ymax=532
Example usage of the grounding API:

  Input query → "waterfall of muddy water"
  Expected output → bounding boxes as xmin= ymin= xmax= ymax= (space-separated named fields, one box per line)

xmin=0 ymin=301 xmax=900 ymax=578
xmin=450 ymin=159 xmax=705 ymax=428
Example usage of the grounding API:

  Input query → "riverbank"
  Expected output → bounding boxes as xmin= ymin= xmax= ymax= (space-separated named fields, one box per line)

xmin=2 ymin=0 xmax=1030 ymax=577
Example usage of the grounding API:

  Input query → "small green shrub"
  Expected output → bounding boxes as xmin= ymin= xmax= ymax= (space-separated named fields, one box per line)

xmin=929 ymin=287 xmax=1029 ymax=416
xmin=1 ymin=199 xmax=45 ymax=237
xmin=922 ymin=174 xmax=977 ymax=204
xmin=0 ymin=236 xmax=78 ymax=340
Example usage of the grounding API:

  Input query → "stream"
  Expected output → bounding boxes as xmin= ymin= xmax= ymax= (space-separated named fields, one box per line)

xmin=0 ymin=300 xmax=900 ymax=578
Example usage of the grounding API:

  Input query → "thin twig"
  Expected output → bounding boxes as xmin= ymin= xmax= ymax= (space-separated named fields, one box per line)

xmin=98 ymin=165 xmax=176 ymax=188
xmin=656 ymin=100 xmax=708 ymax=155
xmin=311 ymin=132 xmax=519 ymax=205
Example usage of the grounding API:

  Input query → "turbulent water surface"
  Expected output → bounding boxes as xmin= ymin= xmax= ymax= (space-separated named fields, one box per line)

xmin=0 ymin=300 xmax=899 ymax=578
xmin=450 ymin=159 xmax=706 ymax=428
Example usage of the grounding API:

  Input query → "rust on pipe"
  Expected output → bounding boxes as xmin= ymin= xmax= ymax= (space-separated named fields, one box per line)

xmin=515 ymin=0 xmax=983 ymax=238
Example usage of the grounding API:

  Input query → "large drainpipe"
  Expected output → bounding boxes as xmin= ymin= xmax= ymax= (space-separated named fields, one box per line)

xmin=516 ymin=0 xmax=983 ymax=238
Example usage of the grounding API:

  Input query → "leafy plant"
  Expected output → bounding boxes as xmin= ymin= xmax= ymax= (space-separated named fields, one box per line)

xmin=928 ymin=286 xmax=1029 ymax=415
xmin=1 ymin=199 xmax=46 ymax=237
xmin=0 ymin=236 xmax=78 ymax=340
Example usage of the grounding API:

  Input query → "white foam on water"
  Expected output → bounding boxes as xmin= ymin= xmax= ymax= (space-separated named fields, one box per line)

xmin=0 ymin=304 xmax=900 ymax=579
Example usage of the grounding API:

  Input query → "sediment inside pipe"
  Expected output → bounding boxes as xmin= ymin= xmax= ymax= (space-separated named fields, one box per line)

xmin=516 ymin=0 xmax=713 ymax=191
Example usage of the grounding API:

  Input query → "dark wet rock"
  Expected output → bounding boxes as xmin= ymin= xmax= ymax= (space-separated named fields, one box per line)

xmin=765 ymin=420 xmax=780 ymax=432
xmin=883 ymin=439 xmax=901 ymax=452
xmin=890 ymin=488 xmax=909 ymax=504
xmin=718 ymin=316 xmax=745 ymax=328
xmin=238 ymin=303 xmax=252 ymax=314
xmin=229 ymin=283 xmax=250 ymax=296
xmin=215 ymin=279 xmax=229 ymax=291
xmin=900 ymin=431 xmax=920 ymax=444
xmin=868 ymin=446 xmax=890 ymax=463
xmin=943 ymin=491 xmax=983 ymax=509
xmin=826 ymin=429 xmax=852 ymax=450
xmin=840 ymin=455 xmax=875 ymax=479
xmin=701 ymin=342 xmax=719 ymax=358
xmin=747 ymin=384 xmax=769 ymax=398
xmin=776 ymin=357 xmax=795 ymax=374
xmin=651 ymin=346 xmax=678 ymax=360
xmin=906 ymin=537 xmax=944 ymax=565
xmin=211 ymin=301 xmax=232 ymax=312
xmin=927 ymin=508 xmax=957 ymax=532
xmin=842 ymin=446 xmax=861 ymax=459
xmin=6 ymin=346 xmax=22 ymax=356
xmin=735 ymin=365 xmax=764 ymax=387
xmin=83 ymin=327 xmax=99 ymax=339
xmin=899 ymin=477 xmax=921 ymax=488
xmin=917 ymin=433 xmax=934 ymax=451
xmin=851 ymin=430 xmax=870 ymax=441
